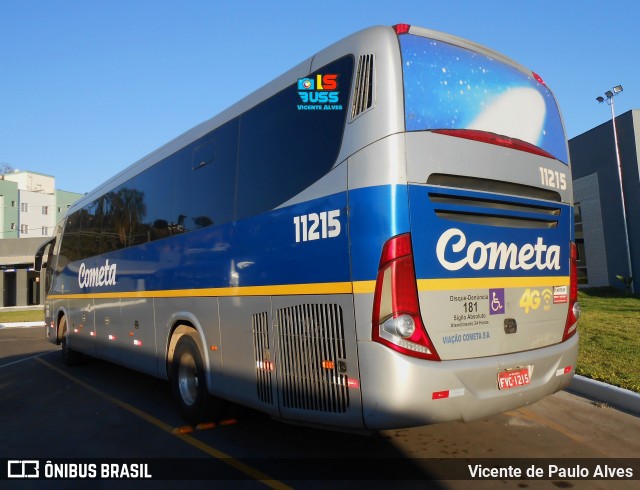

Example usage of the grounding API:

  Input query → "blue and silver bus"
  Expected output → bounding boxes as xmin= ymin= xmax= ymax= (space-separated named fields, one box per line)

xmin=37 ymin=24 xmax=579 ymax=430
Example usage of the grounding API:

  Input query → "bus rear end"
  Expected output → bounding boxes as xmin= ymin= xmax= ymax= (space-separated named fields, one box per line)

xmin=356 ymin=25 xmax=578 ymax=429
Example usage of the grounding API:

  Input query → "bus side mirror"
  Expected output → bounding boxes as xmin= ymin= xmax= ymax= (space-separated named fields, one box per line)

xmin=34 ymin=248 xmax=45 ymax=271
xmin=34 ymin=237 xmax=54 ymax=272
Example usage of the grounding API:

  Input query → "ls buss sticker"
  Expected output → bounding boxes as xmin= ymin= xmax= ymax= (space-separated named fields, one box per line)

xmin=297 ymin=74 xmax=343 ymax=111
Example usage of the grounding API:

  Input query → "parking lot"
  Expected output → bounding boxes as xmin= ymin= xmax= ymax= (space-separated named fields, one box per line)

xmin=1 ymin=325 xmax=639 ymax=488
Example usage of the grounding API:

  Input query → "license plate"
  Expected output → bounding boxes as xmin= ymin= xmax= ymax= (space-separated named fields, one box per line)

xmin=498 ymin=368 xmax=531 ymax=390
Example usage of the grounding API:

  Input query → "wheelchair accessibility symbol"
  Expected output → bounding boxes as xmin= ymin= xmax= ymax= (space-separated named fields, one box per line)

xmin=489 ymin=288 xmax=505 ymax=315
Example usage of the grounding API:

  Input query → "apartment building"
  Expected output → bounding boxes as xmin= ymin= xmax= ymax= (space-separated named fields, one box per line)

xmin=0 ymin=171 xmax=82 ymax=306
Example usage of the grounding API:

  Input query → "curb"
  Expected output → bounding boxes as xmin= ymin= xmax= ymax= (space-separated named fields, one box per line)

xmin=567 ymin=374 xmax=640 ymax=417
xmin=0 ymin=321 xmax=46 ymax=329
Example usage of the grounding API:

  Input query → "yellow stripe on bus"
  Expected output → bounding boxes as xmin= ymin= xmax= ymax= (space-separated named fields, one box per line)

xmin=416 ymin=276 xmax=570 ymax=291
xmin=47 ymin=276 xmax=569 ymax=300
xmin=351 ymin=277 xmax=569 ymax=294
xmin=47 ymin=281 xmax=354 ymax=300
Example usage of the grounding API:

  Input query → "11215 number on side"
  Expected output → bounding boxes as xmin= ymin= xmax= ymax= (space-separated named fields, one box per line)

xmin=294 ymin=210 xmax=341 ymax=242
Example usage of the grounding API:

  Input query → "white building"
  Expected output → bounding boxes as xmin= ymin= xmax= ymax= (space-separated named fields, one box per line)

xmin=3 ymin=171 xmax=56 ymax=238
xmin=0 ymin=170 xmax=82 ymax=306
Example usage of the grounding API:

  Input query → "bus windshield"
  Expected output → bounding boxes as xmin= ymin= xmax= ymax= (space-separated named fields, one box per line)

xmin=400 ymin=34 xmax=568 ymax=163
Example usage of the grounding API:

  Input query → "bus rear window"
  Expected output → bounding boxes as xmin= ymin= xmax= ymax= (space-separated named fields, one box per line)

xmin=400 ymin=34 xmax=568 ymax=164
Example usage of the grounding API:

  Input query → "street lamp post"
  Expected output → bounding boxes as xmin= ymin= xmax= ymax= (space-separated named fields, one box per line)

xmin=596 ymin=85 xmax=634 ymax=293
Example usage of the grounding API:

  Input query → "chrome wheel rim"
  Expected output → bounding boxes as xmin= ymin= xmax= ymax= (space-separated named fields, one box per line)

xmin=177 ymin=352 xmax=198 ymax=406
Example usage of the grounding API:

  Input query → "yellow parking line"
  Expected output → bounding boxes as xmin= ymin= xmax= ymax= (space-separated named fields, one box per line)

xmin=36 ymin=357 xmax=292 ymax=489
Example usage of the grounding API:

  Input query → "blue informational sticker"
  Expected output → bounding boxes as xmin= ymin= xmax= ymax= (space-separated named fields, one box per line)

xmin=489 ymin=288 xmax=505 ymax=315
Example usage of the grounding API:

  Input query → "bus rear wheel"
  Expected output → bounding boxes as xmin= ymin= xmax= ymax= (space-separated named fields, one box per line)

xmin=171 ymin=333 xmax=211 ymax=425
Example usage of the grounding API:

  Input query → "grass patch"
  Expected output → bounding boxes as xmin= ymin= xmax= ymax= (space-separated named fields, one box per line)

xmin=0 ymin=308 xmax=44 ymax=323
xmin=576 ymin=288 xmax=640 ymax=393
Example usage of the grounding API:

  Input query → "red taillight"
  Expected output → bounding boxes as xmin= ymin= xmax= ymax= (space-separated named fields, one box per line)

xmin=563 ymin=242 xmax=580 ymax=341
xmin=372 ymin=234 xmax=440 ymax=361
xmin=532 ymin=72 xmax=547 ymax=88
xmin=393 ymin=23 xmax=411 ymax=35
xmin=432 ymin=129 xmax=556 ymax=160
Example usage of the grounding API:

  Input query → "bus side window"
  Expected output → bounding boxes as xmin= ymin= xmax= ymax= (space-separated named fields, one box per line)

xmin=173 ymin=118 xmax=239 ymax=229
xmin=235 ymin=55 xmax=353 ymax=220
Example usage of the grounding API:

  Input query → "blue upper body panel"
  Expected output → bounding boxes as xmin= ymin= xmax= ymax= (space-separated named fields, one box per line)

xmin=53 ymin=183 xmax=570 ymax=296
xmin=55 ymin=191 xmax=351 ymax=295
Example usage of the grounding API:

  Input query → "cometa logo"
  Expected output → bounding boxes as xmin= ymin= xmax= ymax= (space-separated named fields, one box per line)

xmin=436 ymin=228 xmax=561 ymax=272
xmin=78 ymin=260 xmax=117 ymax=289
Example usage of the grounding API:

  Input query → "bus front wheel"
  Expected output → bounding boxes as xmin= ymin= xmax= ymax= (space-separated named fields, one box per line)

xmin=171 ymin=333 xmax=210 ymax=425
xmin=60 ymin=316 xmax=83 ymax=366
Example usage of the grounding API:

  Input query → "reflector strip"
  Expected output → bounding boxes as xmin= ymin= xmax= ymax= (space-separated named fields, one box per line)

xmin=256 ymin=361 xmax=274 ymax=372
xmin=172 ymin=426 xmax=194 ymax=434
xmin=556 ymin=366 xmax=572 ymax=376
xmin=432 ymin=388 xmax=465 ymax=400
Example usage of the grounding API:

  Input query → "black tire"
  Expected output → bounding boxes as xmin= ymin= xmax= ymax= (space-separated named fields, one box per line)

xmin=60 ymin=316 xmax=83 ymax=366
xmin=171 ymin=333 xmax=211 ymax=425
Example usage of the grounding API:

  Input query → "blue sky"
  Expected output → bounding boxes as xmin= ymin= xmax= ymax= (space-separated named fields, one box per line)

xmin=1 ymin=0 xmax=639 ymax=194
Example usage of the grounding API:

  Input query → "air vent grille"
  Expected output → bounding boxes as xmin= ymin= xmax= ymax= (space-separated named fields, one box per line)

xmin=426 ymin=174 xmax=563 ymax=229
xmin=277 ymin=304 xmax=349 ymax=413
xmin=252 ymin=312 xmax=273 ymax=405
xmin=427 ymin=173 xmax=561 ymax=202
xmin=428 ymin=189 xmax=561 ymax=229
xmin=351 ymin=54 xmax=374 ymax=119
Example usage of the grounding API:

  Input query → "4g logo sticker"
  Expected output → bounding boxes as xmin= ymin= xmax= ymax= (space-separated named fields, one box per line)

xmin=519 ymin=288 xmax=553 ymax=314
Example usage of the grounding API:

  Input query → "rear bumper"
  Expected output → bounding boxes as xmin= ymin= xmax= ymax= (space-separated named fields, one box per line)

xmin=358 ymin=333 xmax=578 ymax=430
